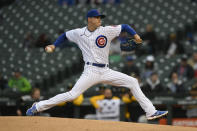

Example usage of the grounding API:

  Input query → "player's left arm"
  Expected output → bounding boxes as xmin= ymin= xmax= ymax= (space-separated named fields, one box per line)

xmin=121 ymin=24 xmax=142 ymax=44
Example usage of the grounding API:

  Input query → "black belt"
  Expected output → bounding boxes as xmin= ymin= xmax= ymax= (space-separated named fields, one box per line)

xmin=86 ymin=62 xmax=109 ymax=68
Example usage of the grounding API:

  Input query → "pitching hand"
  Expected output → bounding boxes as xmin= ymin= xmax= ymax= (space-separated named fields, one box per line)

xmin=45 ymin=45 xmax=55 ymax=53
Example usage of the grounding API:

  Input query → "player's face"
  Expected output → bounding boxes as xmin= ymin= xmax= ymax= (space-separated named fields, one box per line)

xmin=89 ymin=16 xmax=101 ymax=27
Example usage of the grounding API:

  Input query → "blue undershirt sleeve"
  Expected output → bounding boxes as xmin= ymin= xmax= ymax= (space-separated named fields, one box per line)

xmin=53 ymin=33 xmax=68 ymax=47
xmin=121 ymin=24 xmax=137 ymax=36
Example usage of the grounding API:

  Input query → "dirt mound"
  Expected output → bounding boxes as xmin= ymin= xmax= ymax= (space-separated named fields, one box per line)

xmin=0 ymin=116 xmax=196 ymax=131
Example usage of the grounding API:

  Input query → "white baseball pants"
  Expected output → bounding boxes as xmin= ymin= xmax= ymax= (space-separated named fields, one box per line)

xmin=36 ymin=65 xmax=156 ymax=117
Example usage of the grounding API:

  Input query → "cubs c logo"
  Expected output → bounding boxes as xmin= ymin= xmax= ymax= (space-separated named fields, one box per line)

xmin=95 ymin=35 xmax=107 ymax=48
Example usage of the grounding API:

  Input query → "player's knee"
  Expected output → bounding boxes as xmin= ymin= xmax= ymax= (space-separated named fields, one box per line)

xmin=127 ymin=78 xmax=139 ymax=89
xmin=133 ymin=78 xmax=139 ymax=85
xmin=67 ymin=90 xmax=80 ymax=101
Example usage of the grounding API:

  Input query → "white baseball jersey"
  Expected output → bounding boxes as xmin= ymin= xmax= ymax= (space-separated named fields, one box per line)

xmin=66 ymin=25 xmax=121 ymax=64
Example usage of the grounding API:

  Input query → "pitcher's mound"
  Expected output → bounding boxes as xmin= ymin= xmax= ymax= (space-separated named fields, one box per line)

xmin=0 ymin=116 xmax=196 ymax=131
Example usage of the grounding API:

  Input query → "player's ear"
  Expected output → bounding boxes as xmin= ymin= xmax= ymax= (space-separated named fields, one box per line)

xmin=87 ymin=17 xmax=90 ymax=22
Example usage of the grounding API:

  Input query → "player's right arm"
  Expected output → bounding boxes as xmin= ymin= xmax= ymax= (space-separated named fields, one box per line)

xmin=45 ymin=29 xmax=78 ymax=53
xmin=45 ymin=33 xmax=68 ymax=53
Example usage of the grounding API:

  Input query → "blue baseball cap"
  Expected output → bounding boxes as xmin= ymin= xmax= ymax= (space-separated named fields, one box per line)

xmin=86 ymin=9 xmax=105 ymax=19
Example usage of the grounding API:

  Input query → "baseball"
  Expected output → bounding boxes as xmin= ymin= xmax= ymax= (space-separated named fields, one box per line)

xmin=45 ymin=46 xmax=53 ymax=53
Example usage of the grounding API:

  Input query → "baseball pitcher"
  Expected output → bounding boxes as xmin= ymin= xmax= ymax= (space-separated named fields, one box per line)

xmin=26 ymin=9 xmax=168 ymax=120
